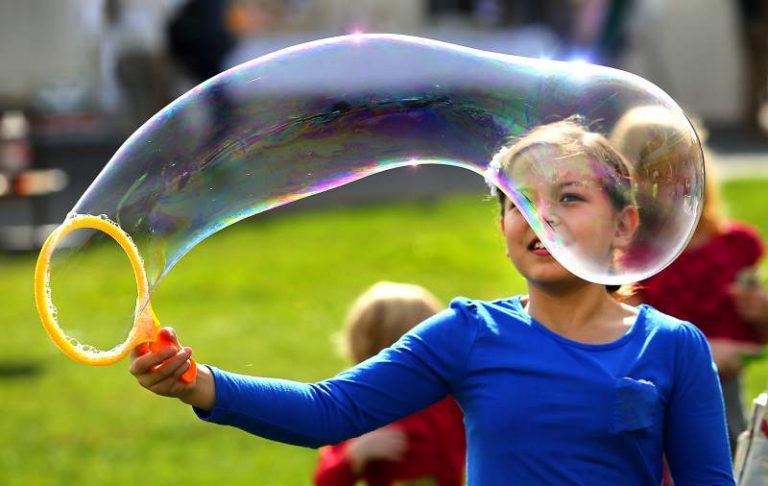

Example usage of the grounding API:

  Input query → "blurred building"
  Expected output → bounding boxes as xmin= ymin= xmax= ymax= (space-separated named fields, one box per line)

xmin=1 ymin=1 xmax=756 ymax=128
xmin=620 ymin=0 xmax=747 ymax=124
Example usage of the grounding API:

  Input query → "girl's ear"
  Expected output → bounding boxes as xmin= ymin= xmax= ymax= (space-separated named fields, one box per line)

xmin=612 ymin=206 xmax=640 ymax=249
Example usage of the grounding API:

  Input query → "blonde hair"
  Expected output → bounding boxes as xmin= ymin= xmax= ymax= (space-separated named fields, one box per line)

xmin=688 ymin=118 xmax=726 ymax=236
xmin=339 ymin=282 xmax=444 ymax=364
xmin=698 ymin=153 xmax=726 ymax=235
xmin=610 ymin=106 xmax=724 ymax=237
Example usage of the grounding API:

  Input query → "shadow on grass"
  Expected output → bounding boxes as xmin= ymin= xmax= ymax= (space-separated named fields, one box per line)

xmin=0 ymin=360 xmax=44 ymax=379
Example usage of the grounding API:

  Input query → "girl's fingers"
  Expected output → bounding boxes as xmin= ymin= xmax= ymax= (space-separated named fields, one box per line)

xmin=132 ymin=342 xmax=150 ymax=358
xmin=148 ymin=360 xmax=193 ymax=396
xmin=167 ymin=348 xmax=192 ymax=381
xmin=129 ymin=345 xmax=177 ymax=376
xmin=142 ymin=348 xmax=192 ymax=388
xmin=171 ymin=358 xmax=193 ymax=382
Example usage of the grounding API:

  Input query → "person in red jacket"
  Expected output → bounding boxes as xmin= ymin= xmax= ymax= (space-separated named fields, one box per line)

xmin=313 ymin=281 xmax=466 ymax=486
xmin=612 ymin=107 xmax=768 ymax=456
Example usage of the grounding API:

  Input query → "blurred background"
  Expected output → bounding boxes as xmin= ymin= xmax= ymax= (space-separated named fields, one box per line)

xmin=1 ymin=1 xmax=767 ymax=484
xmin=1 ymin=0 xmax=767 ymax=248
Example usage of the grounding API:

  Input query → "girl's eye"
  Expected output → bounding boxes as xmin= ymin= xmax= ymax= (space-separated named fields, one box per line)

xmin=560 ymin=193 xmax=585 ymax=203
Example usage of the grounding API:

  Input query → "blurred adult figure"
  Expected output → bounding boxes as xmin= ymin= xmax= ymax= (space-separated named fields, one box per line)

xmin=102 ymin=0 xmax=177 ymax=132
xmin=572 ymin=0 xmax=634 ymax=66
xmin=166 ymin=0 xmax=237 ymax=137
xmin=166 ymin=0 xmax=271 ymax=136
xmin=167 ymin=0 xmax=236 ymax=85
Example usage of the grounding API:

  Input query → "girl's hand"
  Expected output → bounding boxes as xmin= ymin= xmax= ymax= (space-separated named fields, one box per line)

xmin=346 ymin=427 xmax=407 ymax=469
xmin=129 ymin=327 xmax=215 ymax=410
xmin=729 ymin=282 xmax=768 ymax=327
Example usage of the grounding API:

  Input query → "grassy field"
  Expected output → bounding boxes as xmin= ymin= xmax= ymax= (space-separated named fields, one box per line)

xmin=1 ymin=180 xmax=766 ymax=485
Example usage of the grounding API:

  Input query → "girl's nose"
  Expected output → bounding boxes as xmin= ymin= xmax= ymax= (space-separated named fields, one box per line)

xmin=536 ymin=198 xmax=559 ymax=227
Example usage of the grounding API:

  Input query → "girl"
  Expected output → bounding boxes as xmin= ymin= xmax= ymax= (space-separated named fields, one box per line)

xmin=314 ymin=281 xmax=465 ymax=486
xmin=130 ymin=118 xmax=734 ymax=484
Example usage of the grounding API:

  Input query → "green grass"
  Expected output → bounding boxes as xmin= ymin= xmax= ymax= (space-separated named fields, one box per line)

xmin=1 ymin=180 xmax=766 ymax=485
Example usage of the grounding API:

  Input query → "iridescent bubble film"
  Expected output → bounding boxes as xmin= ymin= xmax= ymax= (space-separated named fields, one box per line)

xmin=47 ymin=34 xmax=703 ymax=347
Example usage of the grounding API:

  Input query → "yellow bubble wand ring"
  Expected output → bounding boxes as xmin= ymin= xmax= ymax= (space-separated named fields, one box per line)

xmin=34 ymin=214 xmax=197 ymax=380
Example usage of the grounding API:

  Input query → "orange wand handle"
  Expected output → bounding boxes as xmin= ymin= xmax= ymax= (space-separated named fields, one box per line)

xmin=149 ymin=330 xmax=198 ymax=383
xmin=135 ymin=328 xmax=198 ymax=383
xmin=135 ymin=307 xmax=197 ymax=383
xmin=35 ymin=213 xmax=200 ymax=378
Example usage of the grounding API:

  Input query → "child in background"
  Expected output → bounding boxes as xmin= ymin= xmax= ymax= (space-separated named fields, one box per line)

xmin=612 ymin=106 xmax=768 ymax=454
xmin=314 ymin=281 xmax=465 ymax=486
xmin=130 ymin=118 xmax=734 ymax=484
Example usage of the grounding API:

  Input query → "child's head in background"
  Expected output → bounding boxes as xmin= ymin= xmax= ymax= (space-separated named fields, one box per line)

xmin=610 ymin=105 xmax=723 ymax=237
xmin=340 ymin=282 xmax=444 ymax=364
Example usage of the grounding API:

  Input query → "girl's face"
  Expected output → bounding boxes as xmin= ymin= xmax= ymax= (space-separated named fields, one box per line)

xmin=499 ymin=145 xmax=638 ymax=285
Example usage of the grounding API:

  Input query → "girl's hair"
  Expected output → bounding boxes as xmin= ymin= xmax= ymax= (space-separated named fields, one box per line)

xmin=488 ymin=116 xmax=636 ymax=299
xmin=340 ymin=281 xmax=444 ymax=364
xmin=489 ymin=116 xmax=636 ymax=214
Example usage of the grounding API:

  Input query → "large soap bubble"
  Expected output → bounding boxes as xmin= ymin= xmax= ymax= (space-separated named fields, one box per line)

xmin=35 ymin=33 xmax=703 ymax=365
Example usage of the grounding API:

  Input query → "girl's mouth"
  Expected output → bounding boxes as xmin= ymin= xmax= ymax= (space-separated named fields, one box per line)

xmin=528 ymin=238 xmax=550 ymax=256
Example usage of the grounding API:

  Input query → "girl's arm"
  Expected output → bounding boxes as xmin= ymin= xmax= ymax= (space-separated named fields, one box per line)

xmin=664 ymin=323 xmax=736 ymax=485
xmin=130 ymin=302 xmax=477 ymax=448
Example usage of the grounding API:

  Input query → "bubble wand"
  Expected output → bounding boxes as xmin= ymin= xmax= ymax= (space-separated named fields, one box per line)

xmin=34 ymin=214 xmax=197 ymax=381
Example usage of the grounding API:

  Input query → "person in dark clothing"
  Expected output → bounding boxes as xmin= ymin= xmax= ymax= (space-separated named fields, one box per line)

xmin=167 ymin=0 xmax=237 ymax=82
xmin=166 ymin=0 xmax=237 ymax=138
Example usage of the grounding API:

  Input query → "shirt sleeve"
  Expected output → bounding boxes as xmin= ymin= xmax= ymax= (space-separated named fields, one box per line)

xmin=664 ymin=322 xmax=736 ymax=485
xmin=193 ymin=300 xmax=478 ymax=448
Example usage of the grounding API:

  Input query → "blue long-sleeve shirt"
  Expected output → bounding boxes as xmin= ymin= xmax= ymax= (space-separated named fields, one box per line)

xmin=195 ymin=297 xmax=734 ymax=485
